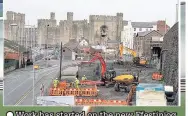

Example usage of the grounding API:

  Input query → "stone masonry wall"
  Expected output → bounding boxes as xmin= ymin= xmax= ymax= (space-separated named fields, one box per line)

xmin=162 ymin=22 xmax=178 ymax=105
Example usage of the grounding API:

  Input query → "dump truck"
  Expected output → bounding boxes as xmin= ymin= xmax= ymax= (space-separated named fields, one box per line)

xmin=113 ymin=74 xmax=139 ymax=92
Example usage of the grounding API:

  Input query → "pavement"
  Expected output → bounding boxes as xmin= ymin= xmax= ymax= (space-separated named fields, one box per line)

xmin=3 ymin=59 xmax=79 ymax=106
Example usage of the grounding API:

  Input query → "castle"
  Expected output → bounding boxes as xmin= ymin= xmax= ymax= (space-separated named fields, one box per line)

xmin=37 ymin=12 xmax=124 ymax=47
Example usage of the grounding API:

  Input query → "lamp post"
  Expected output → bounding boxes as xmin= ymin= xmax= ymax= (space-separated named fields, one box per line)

xmin=10 ymin=23 xmax=21 ymax=68
xmin=33 ymin=65 xmax=39 ymax=106
xmin=46 ymin=24 xmax=49 ymax=67
xmin=24 ymin=25 xmax=35 ymax=68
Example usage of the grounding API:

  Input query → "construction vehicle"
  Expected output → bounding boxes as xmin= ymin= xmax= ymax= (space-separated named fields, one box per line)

xmin=118 ymin=43 xmax=147 ymax=66
xmin=81 ymin=52 xmax=116 ymax=86
xmin=113 ymin=73 xmax=139 ymax=92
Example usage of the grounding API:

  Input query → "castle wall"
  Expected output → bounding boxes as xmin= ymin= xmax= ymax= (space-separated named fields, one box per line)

xmin=89 ymin=13 xmax=123 ymax=44
xmin=4 ymin=11 xmax=25 ymax=46
xmin=37 ymin=12 xmax=123 ymax=46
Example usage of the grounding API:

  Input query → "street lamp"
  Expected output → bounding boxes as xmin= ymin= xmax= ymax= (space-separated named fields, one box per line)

xmin=46 ymin=24 xmax=49 ymax=67
xmin=33 ymin=64 xmax=39 ymax=106
xmin=24 ymin=25 xmax=36 ymax=69
xmin=10 ymin=23 xmax=21 ymax=68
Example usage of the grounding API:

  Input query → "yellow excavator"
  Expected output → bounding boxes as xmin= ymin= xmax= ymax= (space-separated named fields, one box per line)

xmin=119 ymin=43 xmax=147 ymax=65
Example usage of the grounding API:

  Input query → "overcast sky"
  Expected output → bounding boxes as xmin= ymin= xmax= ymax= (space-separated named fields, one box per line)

xmin=4 ymin=0 xmax=178 ymax=27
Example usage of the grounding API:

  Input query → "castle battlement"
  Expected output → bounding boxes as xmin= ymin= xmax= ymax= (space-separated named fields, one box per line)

xmin=89 ymin=15 xmax=117 ymax=21
xmin=73 ymin=19 xmax=88 ymax=24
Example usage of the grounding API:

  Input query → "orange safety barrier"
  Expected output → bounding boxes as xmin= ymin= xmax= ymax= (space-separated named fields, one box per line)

xmin=49 ymin=86 xmax=98 ymax=96
xmin=75 ymin=98 xmax=128 ymax=105
xmin=49 ymin=88 xmax=62 ymax=96
xmin=80 ymin=80 xmax=104 ymax=85
xmin=152 ymin=72 xmax=163 ymax=80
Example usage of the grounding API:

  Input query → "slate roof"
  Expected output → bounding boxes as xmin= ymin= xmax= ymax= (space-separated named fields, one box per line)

xmin=64 ymin=39 xmax=79 ymax=51
xmin=107 ymin=39 xmax=120 ymax=43
xmin=136 ymin=30 xmax=163 ymax=37
xmin=123 ymin=21 xmax=128 ymax=26
xmin=131 ymin=22 xmax=157 ymax=28
xmin=4 ymin=39 xmax=27 ymax=53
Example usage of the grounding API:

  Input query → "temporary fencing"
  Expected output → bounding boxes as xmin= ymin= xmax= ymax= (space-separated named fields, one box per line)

xmin=75 ymin=98 xmax=128 ymax=105
xmin=49 ymin=85 xmax=98 ymax=96
xmin=80 ymin=80 xmax=104 ymax=85
xmin=152 ymin=72 xmax=163 ymax=80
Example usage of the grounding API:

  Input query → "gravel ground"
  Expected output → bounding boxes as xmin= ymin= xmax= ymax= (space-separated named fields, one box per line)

xmin=76 ymin=62 xmax=162 ymax=106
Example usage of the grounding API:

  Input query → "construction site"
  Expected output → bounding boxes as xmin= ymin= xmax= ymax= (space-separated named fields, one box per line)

xmin=37 ymin=45 xmax=176 ymax=106
xmin=36 ymin=23 xmax=179 ymax=107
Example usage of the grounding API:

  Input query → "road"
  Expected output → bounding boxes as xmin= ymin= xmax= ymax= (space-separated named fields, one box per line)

xmin=4 ymin=59 xmax=78 ymax=106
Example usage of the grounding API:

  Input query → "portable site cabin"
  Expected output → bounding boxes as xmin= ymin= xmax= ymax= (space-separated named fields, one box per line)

xmin=136 ymin=83 xmax=167 ymax=106
xmin=61 ymin=47 xmax=77 ymax=61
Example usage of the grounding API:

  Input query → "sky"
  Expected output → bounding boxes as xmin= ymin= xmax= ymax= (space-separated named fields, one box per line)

xmin=4 ymin=0 xmax=178 ymax=27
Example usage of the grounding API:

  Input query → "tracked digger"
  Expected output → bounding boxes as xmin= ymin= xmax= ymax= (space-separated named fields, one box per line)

xmin=118 ymin=43 xmax=147 ymax=66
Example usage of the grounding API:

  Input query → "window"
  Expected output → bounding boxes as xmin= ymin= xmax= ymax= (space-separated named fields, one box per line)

xmin=134 ymin=28 xmax=136 ymax=31
xmin=134 ymin=33 xmax=136 ymax=37
xmin=139 ymin=28 xmax=142 ymax=31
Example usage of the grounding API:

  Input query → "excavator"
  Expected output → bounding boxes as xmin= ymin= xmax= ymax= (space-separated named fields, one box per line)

xmin=118 ymin=43 xmax=147 ymax=66
xmin=81 ymin=51 xmax=116 ymax=86
xmin=82 ymin=49 xmax=139 ymax=89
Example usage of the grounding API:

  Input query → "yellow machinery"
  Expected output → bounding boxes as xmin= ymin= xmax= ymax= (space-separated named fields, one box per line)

xmin=113 ymin=74 xmax=139 ymax=92
xmin=119 ymin=44 xmax=147 ymax=65
xmin=113 ymin=75 xmax=134 ymax=82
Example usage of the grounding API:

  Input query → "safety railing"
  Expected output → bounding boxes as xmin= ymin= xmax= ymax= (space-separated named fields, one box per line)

xmin=49 ymin=86 xmax=98 ymax=96
xmin=75 ymin=98 xmax=128 ymax=105
xmin=80 ymin=80 xmax=104 ymax=85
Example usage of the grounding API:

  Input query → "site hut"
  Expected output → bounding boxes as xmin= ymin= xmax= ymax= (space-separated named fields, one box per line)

xmin=61 ymin=46 xmax=78 ymax=61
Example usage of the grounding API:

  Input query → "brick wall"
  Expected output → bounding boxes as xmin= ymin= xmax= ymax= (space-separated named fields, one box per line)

xmin=157 ymin=20 xmax=170 ymax=35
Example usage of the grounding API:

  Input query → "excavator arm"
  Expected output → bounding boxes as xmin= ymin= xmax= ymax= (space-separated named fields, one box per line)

xmin=119 ymin=44 xmax=147 ymax=65
xmin=81 ymin=53 xmax=106 ymax=78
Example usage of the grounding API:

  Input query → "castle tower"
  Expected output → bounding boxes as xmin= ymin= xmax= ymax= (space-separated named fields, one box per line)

xmin=116 ymin=13 xmax=123 ymax=41
xmin=50 ymin=12 xmax=55 ymax=20
xmin=6 ymin=11 xmax=14 ymax=20
xmin=67 ymin=12 xmax=73 ymax=21
xmin=67 ymin=12 xmax=73 ymax=39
